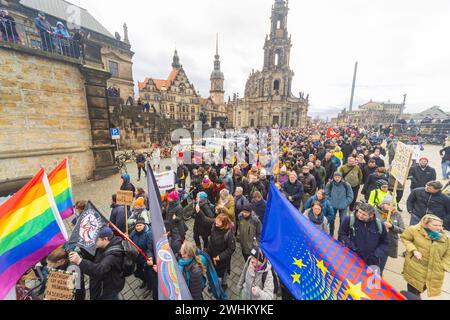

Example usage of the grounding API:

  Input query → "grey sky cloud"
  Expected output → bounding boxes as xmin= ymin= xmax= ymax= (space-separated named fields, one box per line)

xmin=70 ymin=0 xmax=450 ymax=118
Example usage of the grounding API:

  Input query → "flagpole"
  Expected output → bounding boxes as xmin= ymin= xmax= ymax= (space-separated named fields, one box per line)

xmin=108 ymin=221 xmax=150 ymax=262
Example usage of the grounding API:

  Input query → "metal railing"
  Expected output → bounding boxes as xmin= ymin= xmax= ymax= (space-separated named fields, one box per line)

xmin=0 ymin=18 xmax=83 ymax=60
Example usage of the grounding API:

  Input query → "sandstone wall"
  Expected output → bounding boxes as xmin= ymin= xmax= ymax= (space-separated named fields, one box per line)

xmin=0 ymin=46 xmax=95 ymax=184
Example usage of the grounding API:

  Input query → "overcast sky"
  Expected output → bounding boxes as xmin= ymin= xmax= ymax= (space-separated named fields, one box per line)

xmin=70 ymin=0 xmax=450 ymax=118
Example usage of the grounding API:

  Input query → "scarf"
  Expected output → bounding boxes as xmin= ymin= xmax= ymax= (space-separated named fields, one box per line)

xmin=178 ymin=257 xmax=194 ymax=286
xmin=308 ymin=209 xmax=324 ymax=225
xmin=425 ymin=228 xmax=443 ymax=241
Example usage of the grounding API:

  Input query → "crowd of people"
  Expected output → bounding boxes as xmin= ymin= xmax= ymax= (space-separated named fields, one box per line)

xmin=0 ymin=9 xmax=83 ymax=58
xmin=25 ymin=126 xmax=450 ymax=300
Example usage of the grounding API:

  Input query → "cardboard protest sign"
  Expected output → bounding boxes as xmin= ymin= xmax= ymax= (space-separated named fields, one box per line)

xmin=44 ymin=269 xmax=74 ymax=301
xmin=390 ymin=142 xmax=413 ymax=185
xmin=116 ymin=190 xmax=134 ymax=206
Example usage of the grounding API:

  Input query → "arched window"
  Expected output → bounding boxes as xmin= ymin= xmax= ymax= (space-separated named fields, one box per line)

xmin=274 ymin=53 xmax=279 ymax=66
xmin=274 ymin=80 xmax=280 ymax=91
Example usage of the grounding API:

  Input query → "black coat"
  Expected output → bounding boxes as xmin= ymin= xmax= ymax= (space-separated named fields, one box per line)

xmin=408 ymin=165 xmax=437 ymax=190
xmin=79 ymin=237 xmax=125 ymax=300
xmin=251 ymin=199 xmax=267 ymax=223
xmin=362 ymin=173 xmax=388 ymax=198
xmin=207 ymin=226 xmax=236 ymax=277
xmin=180 ymin=259 xmax=204 ymax=300
xmin=341 ymin=143 xmax=354 ymax=160
xmin=282 ymin=180 xmax=304 ymax=208
xmin=194 ymin=200 xmax=215 ymax=236
xmin=407 ymin=188 xmax=450 ymax=230
xmin=110 ymin=204 xmax=127 ymax=234
xmin=168 ymin=202 xmax=187 ymax=240
xmin=322 ymin=159 xmax=337 ymax=182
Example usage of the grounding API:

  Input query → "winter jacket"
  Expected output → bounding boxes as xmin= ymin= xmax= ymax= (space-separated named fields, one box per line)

xmin=213 ymin=181 xmax=226 ymax=203
xmin=168 ymin=201 xmax=187 ymax=239
xmin=179 ymin=258 xmax=205 ymax=300
xmin=339 ymin=164 xmax=363 ymax=188
xmin=260 ymin=178 xmax=270 ymax=199
xmin=128 ymin=207 xmax=150 ymax=228
xmin=238 ymin=212 xmax=262 ymax=256
xmin=322 ymin=159 xmax=337 ymax=182
xmin=408 ymin=165 xmax=437 ymax=190
xmin=222 ymin=173 xmax=234 ymax=193
xmin=177 ymin=165 xmax=189 ymax=182
xmin=440 ymin=146 xmax=450 ymax=162
xmin=362 ymin=165 xmax=377 ymax=186
xmin=282 ymin=180 xmax=304 ymax=209
xmin=120 ymin=175 xmax=136 ymax=196
xmin=217 ymin=196 xmax=236 ymax=227
xmin=110 ymin=204 xmax=127 ymax=234
xmin=401 ymin=221 xmax=450 ymax=297
xmin=299 ymin=173 xmax=317 ymax=196
xmin=79 ymin=237 xmax=125 ymax=300
xmin=325 ymin=180 xmax=354 ymax=210
xmin=207 ymin=226 xmax=236 ymax=277
xmin=234 ymin=174 xmax=250 ymax=198
xmin=338 ymin=214 xmax=389 ymax=267
xmin=130 ymin=225 xmax=153 ymax=264
xmin=407 ymin=188 xmax=450 ymax=230
xmin=252 ymin=199 xmax=267 ymax=223
xmin=201 ymin=182 xmax=214 ymax=204
xmin=362 ymin=173 xmax=389 ymax=198
xmin=235 ymin=195 xmax=250 ymax=216
xmin=332 ymin=156 xmax=342 ymax=169
xmin=376 ymin=208 xmax=405 ymax=258
xmin=315 ymin=166 xmax=327 ymax=185
xmin=303 ymin=209 xmax=330 ymax=235
xmin=372 ymin=156 xmax=385 ymax=168
xmin=341 ymin=143 xmax=354 ymax=161
xmin=194 ymin=200 xmax=215 ymax=236
xmin=304 ymin=196 xmax=334 ymax=223
xmin=237 ymin=258 xmax=274 ymax=300
xmin=368 ymin=189 xmax=396 ymax=207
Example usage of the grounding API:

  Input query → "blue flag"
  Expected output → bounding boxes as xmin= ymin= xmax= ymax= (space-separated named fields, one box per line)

xmin=146 ymin=163 xmax=192 ymax=300
xmin=260 ymin=183 xmax=405 ymax=300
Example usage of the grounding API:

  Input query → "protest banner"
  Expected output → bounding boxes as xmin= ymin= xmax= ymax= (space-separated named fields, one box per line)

xmin=155 ymin=171 xmax=176 ymax=192
xmin=44 ymin=269 xmax=74 ymax=301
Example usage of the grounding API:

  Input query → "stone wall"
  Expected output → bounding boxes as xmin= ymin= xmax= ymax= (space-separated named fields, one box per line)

xmin=0 ymin=45 xmax=95 ymax=187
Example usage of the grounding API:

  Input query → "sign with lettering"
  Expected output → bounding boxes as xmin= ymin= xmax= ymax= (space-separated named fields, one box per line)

xmin=390 ymin=142 xmax=413 ymax=185
xmin=44 ymin=269 xmax=74 ymax=301
xmin=110 ymin=128 xmax=120 ymax=140
xmin=155 ymin=171 xmax=176 ymax=192
xmin=116 ymin=190 xmax=134 ymax=206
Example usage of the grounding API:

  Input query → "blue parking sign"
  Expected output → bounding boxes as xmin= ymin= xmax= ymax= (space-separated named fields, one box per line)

xmin=110 ymin=128 xmax=120 ymax=140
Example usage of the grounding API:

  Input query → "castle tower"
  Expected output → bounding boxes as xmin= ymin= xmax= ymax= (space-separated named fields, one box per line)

xmin=172 ymin=49 xmax=181 ymax=69
xmin=210 ymin=34 xmax=225 ymax=105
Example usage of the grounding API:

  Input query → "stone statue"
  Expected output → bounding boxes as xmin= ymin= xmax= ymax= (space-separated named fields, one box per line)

xmin=115 ymin=32 xmax=121 ymax=41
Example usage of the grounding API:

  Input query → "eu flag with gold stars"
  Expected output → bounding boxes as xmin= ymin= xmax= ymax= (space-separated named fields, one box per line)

xmin=260 ymin=183 xmax=405 ymax=300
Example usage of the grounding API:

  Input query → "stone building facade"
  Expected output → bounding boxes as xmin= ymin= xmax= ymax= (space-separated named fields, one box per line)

xmin=232 ymin=0 xmax=309 ymax=129
xmin=2 ymin=0 xmax=135 ymax=101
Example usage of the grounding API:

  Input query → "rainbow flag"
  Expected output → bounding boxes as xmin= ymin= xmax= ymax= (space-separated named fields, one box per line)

xmin=48 ymin=158 xmax=75 ymax=220
xmin=0 ymin=169 xmax=68 ymax=300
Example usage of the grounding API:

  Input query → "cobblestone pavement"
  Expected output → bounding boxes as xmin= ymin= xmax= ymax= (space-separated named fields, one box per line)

xmin=72 ymin=145 xmax=450 ymax=300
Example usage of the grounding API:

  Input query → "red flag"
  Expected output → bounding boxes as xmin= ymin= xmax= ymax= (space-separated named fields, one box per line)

xmin=327 ymin=128 xmax=340 ymax=138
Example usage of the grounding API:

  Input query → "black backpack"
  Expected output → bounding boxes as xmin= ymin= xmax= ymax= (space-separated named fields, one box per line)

xmin=104 ymin=240 xmax=139 ymax=278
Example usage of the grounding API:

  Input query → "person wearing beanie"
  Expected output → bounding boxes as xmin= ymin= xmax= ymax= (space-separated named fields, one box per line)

xmin=259 ymin=169 xmax=270 ymax=199
xmin=238 ymin=204 xmax=262 ymax=262
xmin=368 ymin=179 xmax=396 ymax=208
xmin=130 ymin=218 xmax=154 ymax=297
xmin=128 ymin=196 xmax=150 ymax=230
xmin=201 ymin=176 xmax=214 ymax=204
xmin=325 ymin=172 xmax=354 ymax=237
xmin=375 ymin=195 xmax=405 ymax=275
xmin=167 ymin=190 xmax=187 ymax=241
xmin=408 ymin=156 xmax=437 ymax=191
xmin=69 ymin=226 xmax=125 ymax=300
xmin=237 ymin=245 xmax=275 ymax=300
xmin=278 ymin=165 xmax=288 ymax=186
xmin=193 ymin=192 xmax=215 ymax=250
xmin=338 ymin=203 xmax=389 ymax=269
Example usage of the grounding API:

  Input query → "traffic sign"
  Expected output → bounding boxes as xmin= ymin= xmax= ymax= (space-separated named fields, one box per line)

xmin=110 ymin=128 xmax=120 ymax=140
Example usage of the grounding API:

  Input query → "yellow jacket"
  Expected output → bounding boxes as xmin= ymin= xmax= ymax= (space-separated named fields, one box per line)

xmin=401 ymin=221 xmax=450 ymax=297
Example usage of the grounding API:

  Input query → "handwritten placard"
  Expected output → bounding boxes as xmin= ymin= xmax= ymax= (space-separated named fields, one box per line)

xmin=390 ymin=142 xmax=413 ymax=185
xmin=44 ymin=269 xmax=74 ymax=301
xmin=116 ymin=190 xmax=134 ymax=206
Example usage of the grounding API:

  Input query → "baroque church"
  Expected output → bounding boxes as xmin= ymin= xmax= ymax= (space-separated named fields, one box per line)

xmin=231 ymin=0 xmax=309 ymax=128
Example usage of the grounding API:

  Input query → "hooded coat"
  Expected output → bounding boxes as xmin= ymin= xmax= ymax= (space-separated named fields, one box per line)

xmin=408 ymin=165 xmax=437 ymax=190
xmin=237 ymin=258 xmax=275 ymax=300
xmin=401 ymin=219 xmax=450 ymax=297
xmin=304 ymin=195 xmax=334 ymax=223
xmin=325 ymin=180 xmax=354 ymax=210
xmin=168 ymin=201 xmax=187 ymax=240
xmin=238 ymin=212 xmax=262 ymax=256
xmin=207 ymin=225 xmax=236 ymax=277
xmin=282 ymin=179 xmax=304 ymax=209
xmin=407 ymin=188 xmax=450 ymax=230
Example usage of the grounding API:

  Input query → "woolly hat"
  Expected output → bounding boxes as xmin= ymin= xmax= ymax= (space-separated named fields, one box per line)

xmin=241 ymin=204 xmax=253 ymax=213
xmin=135 ymin=218 xmax=146 ymax=226
xmin=134 ymin=197 xmax=145 ymax=208
xmin=168 ymin=191 xmax=179 ymax=202
xmin=419 ymin=156 xmax=429 ymax=162
xmin=98 ymin=226 xmax=113 ymax=239
xmin=197 ymin=192 xmax=208 ymax=201
xmin=380 ymin=195 xmax=394 ymax=205
xmin=202 ymin=176 xmax=211 ymax=184
xmin=333 ymin=171 xmax=343 ymax=178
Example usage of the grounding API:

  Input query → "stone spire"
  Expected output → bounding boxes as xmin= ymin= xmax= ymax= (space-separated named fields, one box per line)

xmin=210 ymin=34 xmax=225 ymax=105
xmin=172 ymin=49 xmax=181 ymax=69
xmin=123 ymin=23 xmax=130 ymax=44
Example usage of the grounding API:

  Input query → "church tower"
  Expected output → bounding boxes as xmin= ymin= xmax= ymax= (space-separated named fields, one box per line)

xmin=172 ymin=49 xmax=181 ymax=69
xmin=210 ymin=34 xmax=225 ymax=105
xmin=263 ymin=0 xmax=292 ymax=71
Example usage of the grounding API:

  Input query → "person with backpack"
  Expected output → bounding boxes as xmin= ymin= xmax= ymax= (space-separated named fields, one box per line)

xmin=325 ymin=172 xmax=354 ymax=237
xmin=339 ymin=157 xmax=364 ymax=211
xmin=130 ymin=218 xmax=154 ymax=298
xmin=238 ymin=204 xmax=263 ymax=262
xmin=362 ymin=167 xmax=388 ymax=201
xmin=178 ymin=241 xmax=207 ymax=300
xmin=375 ymin=196 xmax=405 ymax=275
xmin=338 ymin=203 xmax=389 ymax=270
xmin=193 ymin=192 xmax=215 ymax=250
xmin=368 ymin=180 xmax=396 ymax=208
xmin=206 ymin=214 xmax=236 ymax=290
xmin=69 ymin=227 xmax=126 ymax=300
xmin=237 ymin=246 xmax=275 ymax=300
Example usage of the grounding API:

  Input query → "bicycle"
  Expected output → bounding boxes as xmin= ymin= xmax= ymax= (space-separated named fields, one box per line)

xmin=115 ymin=156 xmax=128 ymax=174
xmin=17 ymin=266 xmax=46 ymax=300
